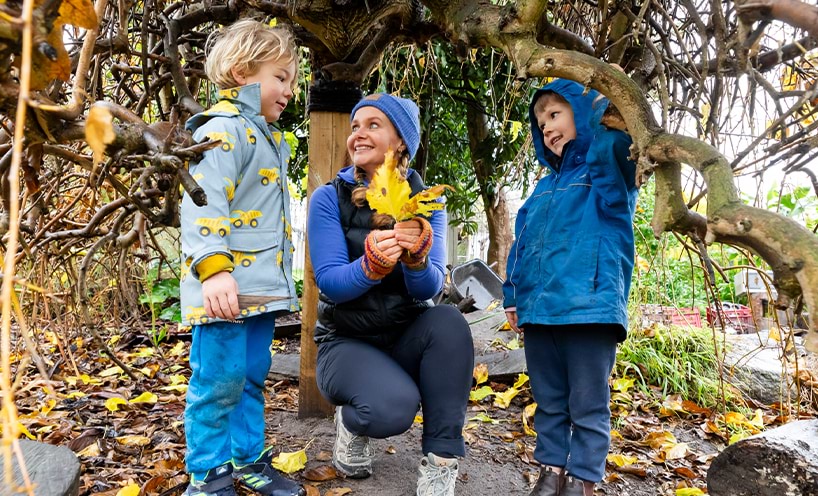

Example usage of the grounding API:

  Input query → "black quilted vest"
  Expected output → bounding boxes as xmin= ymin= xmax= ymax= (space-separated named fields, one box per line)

xmin=314 ymin=173 xmax=433 ymax=347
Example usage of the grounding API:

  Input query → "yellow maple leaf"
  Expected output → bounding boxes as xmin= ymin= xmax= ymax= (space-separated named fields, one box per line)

xmin=366 ymin=150 xmax=411 ymax=220
xmin=473 ymin=363 xmax=489 ymax=385
xmin=59 ymin=0 xmax=98 ymax=29
xmin=676 ymin=488 xmax=705 ymax=496
xmin=513 ymin=373 xmax=529 ymax=389
xmin=86 ymin=105 xmax=115 ymax=169
xmin=522 ymin=402 xmax=537 ymax=437
xmin=105 ymin=397 xmax=128 ymax=412
xmin=272 ymin=449 xmax=307 ymax=474
xmin=130 ymin=391 xmax=158 ymax=404
xmin=399 ymin=184 xmax=450 ymax=220
xmin=116 ymin=435 xmax=151 ymax=446
xmin=116 ymin=483 xmax=140 ymax=496
xmin=469 ymin=385 xmax=494 ymax=402
xmin=366 ymin=150 xmax=451 ymax=222
xmin=606 ymin=453 xmax=637 ymax=467
xmin=493 ymin=387 xmax=519 ymax=409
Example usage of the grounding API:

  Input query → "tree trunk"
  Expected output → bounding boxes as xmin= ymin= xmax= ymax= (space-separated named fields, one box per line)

xmin=465 ymin=101 xmax=512 ymax=276
xmin=707 ymin=419 xmax=818 ymax=495
xmin=298 ymin=108 xmax=350 ymax=418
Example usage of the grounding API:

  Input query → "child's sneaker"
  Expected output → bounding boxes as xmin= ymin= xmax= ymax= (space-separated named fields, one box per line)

xmin=233 ymin=448 xmax=305 ymax=496
xmin=416 ymin=453 xmax=458 ymax=496
xmin=185 ymin=463 xmax=237 ymax=496
xmin=332 ymin=405 xmax=374 ymax=478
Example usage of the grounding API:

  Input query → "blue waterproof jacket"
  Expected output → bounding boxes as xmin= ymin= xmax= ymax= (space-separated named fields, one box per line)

xmin=503 ymin=79 xmax=638 ymax=338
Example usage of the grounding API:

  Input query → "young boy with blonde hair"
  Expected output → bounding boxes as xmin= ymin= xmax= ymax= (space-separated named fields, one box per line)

xmin=180 ymin=19 xmax=304 ymax=496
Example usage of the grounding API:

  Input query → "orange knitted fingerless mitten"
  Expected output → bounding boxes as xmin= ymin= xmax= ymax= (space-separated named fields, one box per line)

xmin=399 ymin=217 xmax=433 ymax=270
xmin=362 ymin=231 xmax=397 ymax=280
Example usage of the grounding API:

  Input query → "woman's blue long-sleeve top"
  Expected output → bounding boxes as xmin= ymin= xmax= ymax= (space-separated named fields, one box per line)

xmin=307 ymin=166 xmax=446 ymax=303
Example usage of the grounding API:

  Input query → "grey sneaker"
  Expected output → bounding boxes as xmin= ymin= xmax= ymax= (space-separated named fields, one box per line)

xmin=332 ymin=405 xmax=374 ymax=478
xmin=185 ymin=463 xmax=237 ymax=496
xmin=416 ymin=453 xmax=458 ymax=496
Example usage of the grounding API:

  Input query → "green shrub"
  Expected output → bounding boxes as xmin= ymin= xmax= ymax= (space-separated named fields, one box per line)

xmin=616 ymin=325 xmax=743 ymax=411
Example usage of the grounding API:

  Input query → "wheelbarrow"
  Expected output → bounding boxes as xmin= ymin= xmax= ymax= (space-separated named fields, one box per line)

xmin=448 ymin=259 xmax=504 ymax=311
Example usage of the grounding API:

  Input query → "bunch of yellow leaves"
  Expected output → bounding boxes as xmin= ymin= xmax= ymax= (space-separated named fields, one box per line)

xmin=365 ymin=150 xmax=451 ymax=222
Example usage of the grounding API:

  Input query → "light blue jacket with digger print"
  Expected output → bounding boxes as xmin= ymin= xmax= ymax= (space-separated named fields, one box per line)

xmin=180 ymin=83 xmax=299 ymax=326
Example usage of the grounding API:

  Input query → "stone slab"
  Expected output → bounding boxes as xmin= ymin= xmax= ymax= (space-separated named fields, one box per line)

xmin=0 ymin=440 xmax=80 ymax=496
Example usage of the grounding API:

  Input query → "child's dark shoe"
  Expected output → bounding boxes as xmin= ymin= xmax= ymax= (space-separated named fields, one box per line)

xmin=233 ymin=449 xmax=305 ymax=496
xmin=185 ymin=463 xmax=237 ymax=496
xmin=560 ymin=475 xmax=595 ymax=496
xmin=529 ymin=466 xmax=562 ymax=496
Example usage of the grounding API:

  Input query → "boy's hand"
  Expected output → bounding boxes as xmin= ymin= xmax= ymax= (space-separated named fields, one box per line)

xmin=202 ymin=271 xmax=240 ymax=319
xmin=505 ymin=309 xmax=524 ymax=333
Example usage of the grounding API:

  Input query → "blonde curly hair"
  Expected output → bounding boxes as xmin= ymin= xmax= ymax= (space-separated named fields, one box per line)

xmin=205 ymin=19 xmax=299 ymax=90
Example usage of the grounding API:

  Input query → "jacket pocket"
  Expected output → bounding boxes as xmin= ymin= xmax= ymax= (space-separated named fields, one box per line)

xmin=538 ymin=237 xmax=599 ymax=314
xmin=230 ymin=229 xmax=278 ymax=253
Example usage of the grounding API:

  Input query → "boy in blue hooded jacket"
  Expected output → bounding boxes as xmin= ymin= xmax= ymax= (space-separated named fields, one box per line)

xmin=503 ymin=79 xmax=638 ymax=496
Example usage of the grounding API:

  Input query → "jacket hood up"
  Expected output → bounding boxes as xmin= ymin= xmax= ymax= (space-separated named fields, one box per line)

xmin=529 ymin=79 xmax=601 ymax=172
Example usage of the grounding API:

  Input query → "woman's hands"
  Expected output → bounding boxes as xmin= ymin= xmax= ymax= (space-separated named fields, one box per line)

xmin=362 ymin=229 xmax=402 ymax=280
xmin=395 ymin=218 xmax=433 ymax=270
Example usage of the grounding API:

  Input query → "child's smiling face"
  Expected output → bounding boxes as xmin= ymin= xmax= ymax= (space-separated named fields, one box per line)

xmin=534 ymin=96 xmax=576 ymax=157
xmin=233 ymin=59 xmax=296 ymax=123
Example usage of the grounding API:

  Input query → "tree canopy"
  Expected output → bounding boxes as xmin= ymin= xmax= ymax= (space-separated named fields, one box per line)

xmin=0 ymin=0 xmax=815 ymax=350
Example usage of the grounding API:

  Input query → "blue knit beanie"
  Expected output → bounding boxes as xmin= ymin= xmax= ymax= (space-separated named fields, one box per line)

xmin=351 ymin=93 xmax=421 ymax=161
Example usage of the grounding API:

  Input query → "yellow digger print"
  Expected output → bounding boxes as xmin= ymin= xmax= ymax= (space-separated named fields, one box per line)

xmin=195 ymin=216 xmax=230 ymax=237
xmin=230 ymin=209 xmax=262 ymax=228
xmin=258 ymin=168 xmax=280 ymax=186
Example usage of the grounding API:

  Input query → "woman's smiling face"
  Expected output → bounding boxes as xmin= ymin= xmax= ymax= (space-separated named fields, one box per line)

xmin=347 ymin=106 xmax=405 ymax=177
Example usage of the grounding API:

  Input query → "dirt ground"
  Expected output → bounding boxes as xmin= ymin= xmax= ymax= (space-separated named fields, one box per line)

xmin=264 ymin=394 xmax=719 ymax=496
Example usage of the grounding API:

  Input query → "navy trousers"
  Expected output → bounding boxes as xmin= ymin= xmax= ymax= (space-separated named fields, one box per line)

xmin=316 ymin=305 xmax=474 ymax=458
xmin=523 ymin=324 xmax=619 ymax=482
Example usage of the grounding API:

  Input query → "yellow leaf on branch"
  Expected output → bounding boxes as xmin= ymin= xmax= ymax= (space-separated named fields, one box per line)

xmin=86 ymin=105 xmax=116 ymax=169
xmin=366 ymin=150 xmax=450 ymax=222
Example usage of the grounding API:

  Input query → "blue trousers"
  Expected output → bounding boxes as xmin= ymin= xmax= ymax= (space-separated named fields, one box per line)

xmin=523 ymin=324 xmax=618 ymax=482
xmin=185 ymin=313 xmax=277 ymax=477
xmin=316 ymin=305 xmax=473 ymax=458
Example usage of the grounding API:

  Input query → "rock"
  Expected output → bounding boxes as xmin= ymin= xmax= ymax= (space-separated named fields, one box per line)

xmin=475 ymin=349 xmax=527 ymax=381
xmin=707 ymin=419 xmax=818 ymax=495
xmin=465 ymin=307 xmax=515 ymax=354
xmin=0 ymin=440 xmax=80 ymax=496
xmin=269 ymin=352 xmax=300 ymax=381
xmin=721 ymin=330 xmax=809 ymax=405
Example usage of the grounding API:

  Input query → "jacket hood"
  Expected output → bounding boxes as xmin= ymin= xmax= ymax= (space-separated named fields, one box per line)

xmin=529 ymin=79 xmax=601 ymax=171
xmin=186 ymin=83 xmax=274 ymax=134
xmin=336 ymin=165 xmax=418 ymax=186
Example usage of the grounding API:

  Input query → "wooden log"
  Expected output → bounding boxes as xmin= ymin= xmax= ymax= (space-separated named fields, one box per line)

xmin=298 ymin=110 xmax=351 ymax=418
xmin=707 ymin=419 xmax=818 ymax=495
xmin=0 ymin=440 xmax=80 ymax=496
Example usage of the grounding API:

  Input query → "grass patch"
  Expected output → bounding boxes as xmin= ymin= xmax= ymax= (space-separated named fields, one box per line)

xmin=615 ymin=325 xmax=743 ymax=410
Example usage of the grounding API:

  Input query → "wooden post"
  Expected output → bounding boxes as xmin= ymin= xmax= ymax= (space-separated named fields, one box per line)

xmin=298 ymin=110 xmax=351 ymax=418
